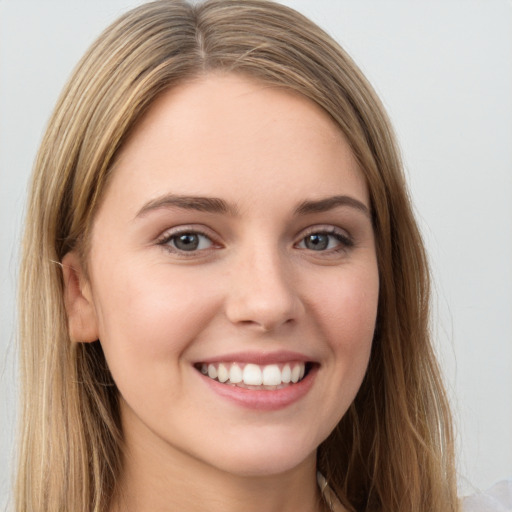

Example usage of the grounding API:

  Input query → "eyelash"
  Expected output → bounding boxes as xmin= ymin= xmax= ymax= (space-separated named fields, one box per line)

xmin=156 ymin=226 xmax=354 ymax=256
xmin=297 ymin=228 xmax=354 ymax=254
xmin=157 ymin=228 xmax=217 ymax=256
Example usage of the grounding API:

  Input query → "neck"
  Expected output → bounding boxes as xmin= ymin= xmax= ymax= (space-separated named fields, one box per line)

xmin=110 ymin=412 xmax=326 ymax=512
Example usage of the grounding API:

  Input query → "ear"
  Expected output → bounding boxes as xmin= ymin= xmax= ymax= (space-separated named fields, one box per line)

xmin=61 ymin=251 xmax=99 ymax=343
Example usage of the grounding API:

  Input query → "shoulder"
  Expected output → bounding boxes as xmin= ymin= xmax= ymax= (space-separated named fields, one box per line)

xmin=462 ymin=479 xmax=512 ymax=512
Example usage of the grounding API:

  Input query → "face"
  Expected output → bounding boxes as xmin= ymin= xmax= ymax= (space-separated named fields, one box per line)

xmin=64 ymin=74 xmax=379 ymax=478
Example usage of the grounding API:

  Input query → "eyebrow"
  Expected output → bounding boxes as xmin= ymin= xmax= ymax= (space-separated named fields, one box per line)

xmin=135 ymin=193 xmax=370 ymax=219
xmin=135 ymin=194 xmax=239 ymax=219
xmin=294 ymin=195 xmax=371 ymax=218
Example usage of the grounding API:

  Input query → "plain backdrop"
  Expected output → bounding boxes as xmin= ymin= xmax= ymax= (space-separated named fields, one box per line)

xmin=1 ymin=0 xmax=511 ymax=508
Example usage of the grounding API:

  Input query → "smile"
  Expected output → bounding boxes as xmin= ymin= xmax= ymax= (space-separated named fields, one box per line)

xmin=196 ymin=362 xmax=309 ymax=389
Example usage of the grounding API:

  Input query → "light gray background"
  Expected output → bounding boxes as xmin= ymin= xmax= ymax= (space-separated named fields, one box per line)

xmin=1 ymin=0 xmax=511 ymax=508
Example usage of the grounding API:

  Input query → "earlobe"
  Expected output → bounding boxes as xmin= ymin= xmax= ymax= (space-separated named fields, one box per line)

xmin=61 ymin=251 xmax=99 ymax=343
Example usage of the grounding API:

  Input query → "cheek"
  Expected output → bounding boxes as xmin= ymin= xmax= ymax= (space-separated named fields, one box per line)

xmin=91 ymin=261 xmax=222 ymax=363
xmin=90 ymin=263 xmax=227 ymax=414
xmin=312 ymin=263 xmax=379 ymax=365
xmin=296 ymin=263 xmax=378 ymax=435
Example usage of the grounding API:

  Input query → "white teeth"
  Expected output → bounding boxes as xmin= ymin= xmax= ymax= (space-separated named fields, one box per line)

xmin=281 ymin=364 xmax=291 ymax=383
xmin=262 ymin=364 xmax=281 ymax=386
xmin=207 ymin=364 xmax=217 ymax=379
xmin=217 ymin=363 xmax=229 ymax=383
xmin=200 ymin=361 xmax=307 ymax=387
xmin=229 ymin=364 xmax=243 ymax=384
xmin=243 ymin=364 xmax=263 ymax=385
xmin=291 ymin=365 xmax=301 ymax=383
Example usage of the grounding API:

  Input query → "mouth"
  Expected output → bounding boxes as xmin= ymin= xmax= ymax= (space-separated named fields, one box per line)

xmin=194 ymin=361 xmax=314 ymax=390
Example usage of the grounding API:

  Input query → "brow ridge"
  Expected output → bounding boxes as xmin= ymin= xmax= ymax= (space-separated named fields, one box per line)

xmin=135 ymin=193 xmax=369 ymax=220
xmin=136 ymin=194 xmax=238 ymax=218
xmin=294 ymin=195 xmax=370 ymax=217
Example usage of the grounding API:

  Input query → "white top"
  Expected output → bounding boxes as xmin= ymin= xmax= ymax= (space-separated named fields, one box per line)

xmin=462 ymin=479 xmax=512 ymax=512
xmin=318 ymin=473 xmax=512 ymax=512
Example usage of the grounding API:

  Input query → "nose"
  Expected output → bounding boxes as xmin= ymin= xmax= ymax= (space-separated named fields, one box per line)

xmin=224 ymin=246 xmax=304 ymax=332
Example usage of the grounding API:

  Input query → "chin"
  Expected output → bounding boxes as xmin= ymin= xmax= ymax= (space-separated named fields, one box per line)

xmin=197 ymin=429 xmax=321 ymax=478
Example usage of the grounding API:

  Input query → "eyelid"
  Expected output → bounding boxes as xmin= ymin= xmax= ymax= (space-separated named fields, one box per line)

xmin=295 ymin=225 xmax=354 ymax=251
xmin=156 ymin=225 xmax=222 ymax=254
xmin=298 ymin=225 xmax=352 ymax=241
xmin=154 ymin=224 xmax=353 ymax=257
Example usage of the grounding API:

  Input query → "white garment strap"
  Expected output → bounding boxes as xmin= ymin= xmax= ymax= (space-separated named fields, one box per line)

xmin=317 ymin=472 xmax=346 ymax=512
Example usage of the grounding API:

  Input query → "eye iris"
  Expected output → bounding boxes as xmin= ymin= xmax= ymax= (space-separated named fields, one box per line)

xmin=305 ymin=233 xmax=329 ymax=251
xmin=174 ymin=233 xmax=199 ymax=251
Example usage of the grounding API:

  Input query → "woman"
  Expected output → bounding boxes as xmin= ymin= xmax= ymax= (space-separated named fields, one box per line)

xmin=16 ymin=1 xmax=459 ymax=511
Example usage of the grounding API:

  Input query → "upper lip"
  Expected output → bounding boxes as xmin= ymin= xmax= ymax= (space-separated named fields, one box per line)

xmin=195 ymin=350 xmax=315 ymax=365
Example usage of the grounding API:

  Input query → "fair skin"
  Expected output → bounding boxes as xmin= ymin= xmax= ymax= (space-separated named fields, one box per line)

xmin=63 ymin=74 xmax=379 ymax=512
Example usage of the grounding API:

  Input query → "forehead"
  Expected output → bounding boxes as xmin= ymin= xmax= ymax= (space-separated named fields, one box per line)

xmin=102 ymin=73 xmax=368 ymax=218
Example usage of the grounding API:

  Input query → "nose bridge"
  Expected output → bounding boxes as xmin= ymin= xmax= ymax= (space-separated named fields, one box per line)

xmin=225 ymin=238 xmax=301 ymax=331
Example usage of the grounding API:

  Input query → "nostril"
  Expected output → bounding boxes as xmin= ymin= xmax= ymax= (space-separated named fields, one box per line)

xmin=223 ymin=258 xmax=304 ymax=330
xmin=225 ymin=298 xmax=302 ymax=332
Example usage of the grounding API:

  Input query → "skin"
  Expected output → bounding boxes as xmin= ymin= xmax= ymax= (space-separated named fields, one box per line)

xmin=63 ymin=73 xmax=379 ymax=512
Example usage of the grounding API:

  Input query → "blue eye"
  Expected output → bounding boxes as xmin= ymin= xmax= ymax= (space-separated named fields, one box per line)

xmin=165 ymin=232 xmax=213 ymax=252
xmin=298 ymin=231 xmax=352 ymax=251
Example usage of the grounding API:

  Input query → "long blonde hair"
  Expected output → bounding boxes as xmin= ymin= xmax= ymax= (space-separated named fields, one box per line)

xmin=17 ymin=1 xmax=459 ymax=511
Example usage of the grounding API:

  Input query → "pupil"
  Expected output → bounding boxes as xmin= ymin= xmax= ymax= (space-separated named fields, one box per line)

xmin=175 ymin=233 xmax=199 ymax=251
xmin=306 ymin=234 xmax=328 ymax=251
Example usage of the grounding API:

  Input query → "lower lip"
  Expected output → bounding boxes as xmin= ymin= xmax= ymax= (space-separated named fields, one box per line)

xmin=197 ymin=366 xmax=318 ymax=411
